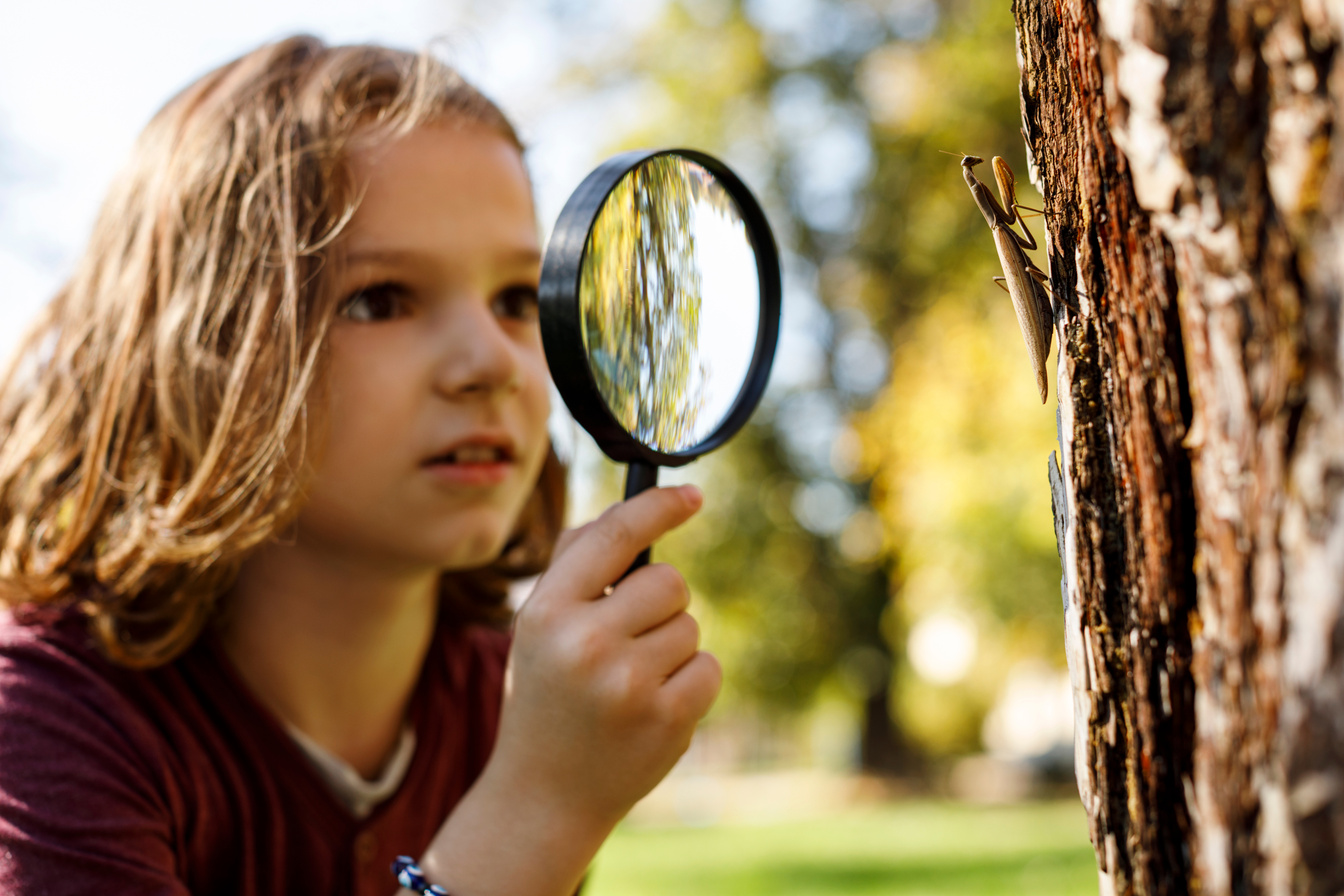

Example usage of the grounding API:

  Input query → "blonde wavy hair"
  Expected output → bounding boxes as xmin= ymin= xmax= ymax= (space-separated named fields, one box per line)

xmin=0 ymin=35 xmax=565 ymax=668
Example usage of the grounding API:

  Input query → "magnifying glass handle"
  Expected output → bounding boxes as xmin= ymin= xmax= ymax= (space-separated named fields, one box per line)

xmin=622 ymin=461 xmax=659 ymax=574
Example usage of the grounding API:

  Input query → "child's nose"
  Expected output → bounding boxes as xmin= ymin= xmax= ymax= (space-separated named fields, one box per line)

xmin=430 ymin=301 xmax=521 ymax=399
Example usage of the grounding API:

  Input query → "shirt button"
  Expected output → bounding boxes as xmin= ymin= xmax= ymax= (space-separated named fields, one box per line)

xmin=354 ymin=831 xmax=378 ymax=865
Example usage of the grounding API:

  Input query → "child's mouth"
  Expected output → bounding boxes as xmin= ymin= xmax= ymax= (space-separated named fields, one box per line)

xmin=434 ymin=446 xmax=508 ymax=464
xmin=422 ymin=440 xmax=515 ymax=486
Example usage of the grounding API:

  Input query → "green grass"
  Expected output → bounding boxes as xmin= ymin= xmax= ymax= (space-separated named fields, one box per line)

xmin=586 ymin=800 xmax=1098 ymax=896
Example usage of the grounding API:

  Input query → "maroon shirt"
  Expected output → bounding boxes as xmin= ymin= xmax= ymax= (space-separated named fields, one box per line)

xmin=0 ymin=608 xmax=510 ymax=895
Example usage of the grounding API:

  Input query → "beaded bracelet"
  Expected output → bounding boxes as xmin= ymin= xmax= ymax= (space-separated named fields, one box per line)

xmin=392 ymin=856 xmax=451 ymax=896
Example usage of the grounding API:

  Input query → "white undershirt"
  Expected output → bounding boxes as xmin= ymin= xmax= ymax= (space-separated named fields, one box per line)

xmin=286 ymin=723 xmax=417 ymax=820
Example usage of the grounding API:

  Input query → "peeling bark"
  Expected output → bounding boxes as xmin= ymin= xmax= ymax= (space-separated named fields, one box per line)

xmin=1018 ymin=0 xmax=1344 ymax=893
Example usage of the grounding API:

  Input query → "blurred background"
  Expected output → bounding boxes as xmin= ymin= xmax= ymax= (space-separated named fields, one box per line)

xmin=0 ymin=0 xmax=1091 ymax=891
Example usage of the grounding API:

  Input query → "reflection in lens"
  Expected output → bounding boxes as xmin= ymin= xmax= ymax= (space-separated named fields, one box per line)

xmin=580 ymin=156 xmax=761 ymax=453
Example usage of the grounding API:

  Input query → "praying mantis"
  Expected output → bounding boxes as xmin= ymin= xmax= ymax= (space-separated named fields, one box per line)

xmin=954 ymin=153 xmax=1055 ymax=404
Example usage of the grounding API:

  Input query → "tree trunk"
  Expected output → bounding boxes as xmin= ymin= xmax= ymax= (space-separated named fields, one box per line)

xmin=1015 ymin=0 xmax=1344 ymax=893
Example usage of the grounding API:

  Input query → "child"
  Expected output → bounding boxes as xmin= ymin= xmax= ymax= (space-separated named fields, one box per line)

xmin=0 ymin=35 xmax=720 ymax=895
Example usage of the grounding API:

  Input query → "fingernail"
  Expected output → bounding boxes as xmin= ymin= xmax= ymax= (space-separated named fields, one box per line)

xmin=680 ymin=484 xmax=703 ymax=506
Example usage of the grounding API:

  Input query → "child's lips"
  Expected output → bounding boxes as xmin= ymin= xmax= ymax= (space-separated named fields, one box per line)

xmin=422 ymin=456 xmax=513 ymax=486
xmin=421 ymin=435 xmax=517 ymax=486
xmin=422 ymin=433 xmax=516 ymax=464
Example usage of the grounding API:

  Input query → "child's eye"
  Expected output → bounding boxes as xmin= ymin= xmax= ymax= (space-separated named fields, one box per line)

xmin=339 ymin=283 xmax=408 ymax=322
xmin=493 ymin=285 xmax=540 ymax=322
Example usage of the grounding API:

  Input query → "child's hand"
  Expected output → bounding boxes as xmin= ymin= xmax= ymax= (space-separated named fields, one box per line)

xmin=419 ymin=485 xmax=719 ymax=893
xmin=492 ymin=484 xmax=721 ymax=831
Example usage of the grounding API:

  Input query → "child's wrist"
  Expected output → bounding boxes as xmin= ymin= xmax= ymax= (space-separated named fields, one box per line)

xmin=421 ymin=760 xmax=614 ymax=896
xmin=478 ymin=754 xmax=621 ymax=847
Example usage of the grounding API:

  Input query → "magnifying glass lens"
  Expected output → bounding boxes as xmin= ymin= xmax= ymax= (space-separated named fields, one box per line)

xmin=578 ymin=156 xmax=762 ymax=454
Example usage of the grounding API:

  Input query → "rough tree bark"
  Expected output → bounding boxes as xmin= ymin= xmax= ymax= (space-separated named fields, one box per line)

xmin=1016 ymin=0 xmax=1344 ymax=893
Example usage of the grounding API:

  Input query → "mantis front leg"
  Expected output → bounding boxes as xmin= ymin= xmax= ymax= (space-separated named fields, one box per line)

xmin=990 ymin=156 xmax=1041 ymax=252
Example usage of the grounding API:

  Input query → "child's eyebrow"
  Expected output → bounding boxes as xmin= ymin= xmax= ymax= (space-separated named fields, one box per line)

xmin=344 ymin=248 xmax=426 ymax=266
xmin=496 ymin=247 xmax=543 ymax=267
xmin=344 ymin=247 xmax=542 ymax=267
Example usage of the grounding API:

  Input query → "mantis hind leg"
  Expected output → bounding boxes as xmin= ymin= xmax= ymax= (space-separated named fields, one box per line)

xmin=1025 ymin=265 xmax=1083 ymax=314
xmin=999 ymin=263 xmax=1081 ymax=315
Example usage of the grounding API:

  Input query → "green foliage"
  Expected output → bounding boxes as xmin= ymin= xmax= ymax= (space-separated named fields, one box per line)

xmin=660 ymin=421 xmax=890 ymax=714
xmin=567 ymin=0 xmax=1066 ymax=760
xmin=586 ymin=800 xmax=1097 ymax=895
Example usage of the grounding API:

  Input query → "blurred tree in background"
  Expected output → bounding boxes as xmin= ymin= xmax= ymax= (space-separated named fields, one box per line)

xmin=547 ymin=0 xmax=1067 ymax=771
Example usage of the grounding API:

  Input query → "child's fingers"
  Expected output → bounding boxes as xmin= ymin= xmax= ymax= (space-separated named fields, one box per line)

xmin=549 ymin=522 xmax=591 ymax=559
xmin=635 ymin=611 xmax=701 ymax=678
xmin=659 ymin=650 xmax=722 ymax=723
xmin=596 ymin=564 xmax=690 ymax=635
xmin=541 ymin=486 xmax=702 ymax=603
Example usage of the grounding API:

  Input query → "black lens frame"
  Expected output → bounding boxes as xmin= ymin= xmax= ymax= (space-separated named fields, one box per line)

xmin=539 ymin=148 xmax=782 ymax=467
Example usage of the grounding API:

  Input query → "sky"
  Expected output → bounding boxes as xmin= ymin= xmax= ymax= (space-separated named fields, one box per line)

xmin=0 ymin=0 xmax=672 ymax=364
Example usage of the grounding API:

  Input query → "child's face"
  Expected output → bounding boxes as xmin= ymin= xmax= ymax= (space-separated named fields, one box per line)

xmin=295 ymin=122 xmax=551 ymax=576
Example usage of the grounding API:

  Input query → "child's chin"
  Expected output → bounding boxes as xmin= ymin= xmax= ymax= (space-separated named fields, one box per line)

xmin=435 ymin=535 xmax=512 ymax=572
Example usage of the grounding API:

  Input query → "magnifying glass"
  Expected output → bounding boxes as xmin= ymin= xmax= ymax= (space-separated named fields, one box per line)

xmin=540 ymin=148 xmax=781 ymax=570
